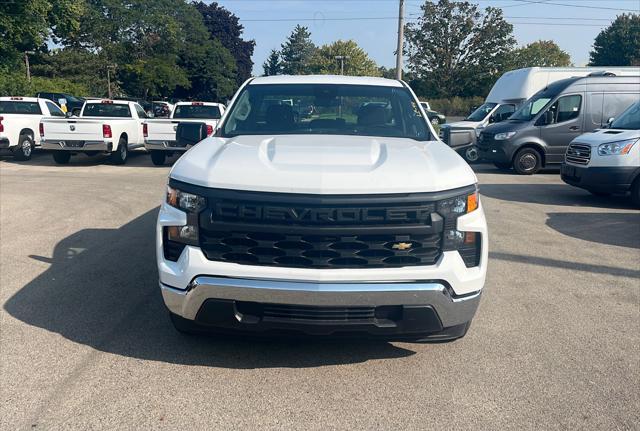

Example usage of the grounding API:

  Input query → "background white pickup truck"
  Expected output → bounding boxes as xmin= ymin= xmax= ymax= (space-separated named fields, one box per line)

xmin=144 ymin=101 xmax=225 ymax=165
xmin=41 ymin=99 xmax=148 ymax=165
xmin=0 ymin=97 xmax=65 ymax=160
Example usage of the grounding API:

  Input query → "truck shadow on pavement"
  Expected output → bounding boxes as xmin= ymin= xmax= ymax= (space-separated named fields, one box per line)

xmin=480 ymin=183 xmax=636 ymax=210
xmin=3 ymin=209 xmax=416 ymax=368
xmin=546 ymin=212 xmax=640 ymax=249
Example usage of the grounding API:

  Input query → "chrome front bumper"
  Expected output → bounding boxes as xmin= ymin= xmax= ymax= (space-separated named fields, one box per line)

xmin=144 ymin=140 xmax=187 ymax=152
xmin=41 ymin=139 xmax=110 ymax=151
xmin=161 ymin=276 xmax=481 ymax=329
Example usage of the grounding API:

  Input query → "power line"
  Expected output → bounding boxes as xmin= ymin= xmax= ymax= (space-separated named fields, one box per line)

xmin=511 ymin=0 xmax=639 ymax=12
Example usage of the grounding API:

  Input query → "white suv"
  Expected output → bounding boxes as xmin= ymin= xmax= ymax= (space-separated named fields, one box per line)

xmin=156 ymin=75 xmax=488 ymax=341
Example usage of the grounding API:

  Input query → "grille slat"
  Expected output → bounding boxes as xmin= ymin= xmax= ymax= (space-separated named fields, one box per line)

xmin=566 ymin=143 xmax=591 ymax=165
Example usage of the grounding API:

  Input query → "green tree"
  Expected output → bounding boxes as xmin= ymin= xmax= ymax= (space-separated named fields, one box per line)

xmin=263 ymin=49 xmax=282 ymax=76
xmin=193 ymin=1 xmax=255 ymax=86
xmin=308 ymin=40 xmax=380 ymax=76
xmin=280 ymin=25 xmax=316 ymax=75
xmin=589 ymin=14 xmax=640 ymax=66
xmin=510 ymin=40 xmax=572 ymax=69
xmin=405 ymin=0 xmax=515 ymax=98
xmin=0 ymin=0 xmax=84 ymax=68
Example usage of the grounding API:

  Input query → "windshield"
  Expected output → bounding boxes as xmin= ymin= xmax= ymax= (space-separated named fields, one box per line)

xmin=82 ymin=103 xmax=131 ymax=118
xmin=610 ymin=101 xmax=640 ymax=130
xmin=510 ymin=93 xmax=553 ymax=122
xmin=466 ymin=103 xmax=497 ymax=121
xmin=174 ymin=105 xmax=221 ymax=119
xmin=221 ymin=84 xmax=432 ymax=141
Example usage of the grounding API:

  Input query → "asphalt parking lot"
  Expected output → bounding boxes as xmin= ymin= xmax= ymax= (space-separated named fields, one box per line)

xmin=1 ymin=150 xmax=638 ymax=430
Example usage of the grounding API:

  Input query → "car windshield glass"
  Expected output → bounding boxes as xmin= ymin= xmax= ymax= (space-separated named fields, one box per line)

xmin=465 ymin=103 xmax=497 ymax=121
xmin=174 ymin=105 xmax=221 ymax=119
xmin=0 ymin=101 xmax=42 ymax=114
xmin=221 ymin=83 xmax=432 ymax=141
xmin=610 ymin=101 xmax=640 ymax=130
xmin=82 ymin=103 xmax=131 ymax=118
xmin=510 ymin=94 xmax=553 ymax=121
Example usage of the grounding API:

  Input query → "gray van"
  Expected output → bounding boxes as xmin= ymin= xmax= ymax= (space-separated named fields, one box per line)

xmin=477 ymin=75 xmax=640 ymax=174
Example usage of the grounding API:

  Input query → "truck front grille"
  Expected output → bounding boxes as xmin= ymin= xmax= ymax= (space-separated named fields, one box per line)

xmin=565 ymin=143 xmax=591 ymax=165
xmin=195 ymin=188 xmax=450 ymax=270
xmin=199 ymin=229 xmax=442 ymax=269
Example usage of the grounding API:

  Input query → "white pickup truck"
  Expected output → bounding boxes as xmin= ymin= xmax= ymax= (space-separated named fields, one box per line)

xmin=157 ymin=75 xmax=488 ymax=342
xmin=0 ymin=97 xmax=66 ymax=160
xmin=144 ymin=101 xmax=225 ymax=165
xmin=41 ymin=99 xmax=148 ymax=165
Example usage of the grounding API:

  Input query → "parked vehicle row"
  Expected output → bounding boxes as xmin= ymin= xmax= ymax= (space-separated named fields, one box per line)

xmin=441 ymin=67 xmax=640 ymax=163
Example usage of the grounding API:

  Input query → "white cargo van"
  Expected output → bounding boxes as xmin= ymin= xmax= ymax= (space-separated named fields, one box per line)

xmin=440 ymin=67 xmax=640 ymax=162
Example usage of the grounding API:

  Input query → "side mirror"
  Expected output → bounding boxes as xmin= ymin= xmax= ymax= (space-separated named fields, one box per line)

xmin=607 ymin=117 xmax=615 ymax=125
xmin=544 ymin=110 xmax=554 ymax=125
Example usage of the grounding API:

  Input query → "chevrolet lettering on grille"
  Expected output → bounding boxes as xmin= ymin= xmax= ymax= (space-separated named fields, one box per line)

xmin=212 ymin=202 xmax=434 ymax=224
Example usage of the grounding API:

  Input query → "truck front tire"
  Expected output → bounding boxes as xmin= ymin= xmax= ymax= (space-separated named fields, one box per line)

xmin=513 ymin=147 xmax=542 ymax=175
xmin=150 ymin=150 xmax=166 ymax=166
xmin=110 ymin=137 xmax=128 ymax=165
xmin=52 ymin=152 xmax=71 ymax=165
xmin=13 ymin=134 xmax=34 ymax=161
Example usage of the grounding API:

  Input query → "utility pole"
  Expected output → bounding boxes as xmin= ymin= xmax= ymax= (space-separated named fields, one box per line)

xmin=335 ymin=55 xmax=350 ymax=75
xmin=395 ymin=0 xmax=405 ymax=80
xmin=24 ymin=51 xmax=32 ymax=82
xmin=107 ymin=66 xmax=115 ymax=99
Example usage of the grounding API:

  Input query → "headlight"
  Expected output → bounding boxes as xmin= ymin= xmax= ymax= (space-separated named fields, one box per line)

xmin=494 ymin=131 xmax=517 ymax=140
xmin=475 ymin=126 xmax=484 ymax=138
xmin=166 ymin=186 xmax=206 ymax=212
xmin=437 ymin=189 xmax=481 ymax=267
xmin=597 ymin=138 xmax=638 ymax=156
xmin=437 ymin=189 xmax=479 ymax=216
xmin=163 ymin=186 xmax=206 ymax=256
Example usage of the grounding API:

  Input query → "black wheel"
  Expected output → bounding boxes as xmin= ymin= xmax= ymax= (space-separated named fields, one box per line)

xmin=588 ymin=190 xmax=612 ymax=197
xmin=494 ymin=162 xmax=511 ymax=170
xmin=52 ymin=152 xmax=71 ymax=165
xmin=110 ymin=137 xmax=128 ymax=165
xmin=150 ymin=150 xmax=166 ymax=166
xmin=513 ymin=147 xmax=542 ymax=175
xmin=13 ymin=134 xmax=34 ymax=161
xmin=631 ymin=177 xmax=640 ymax=208
xmin=169 ymin=312 xmax=199 ymax=335
xmin=461 ymin=145 xmax=480 ymax=163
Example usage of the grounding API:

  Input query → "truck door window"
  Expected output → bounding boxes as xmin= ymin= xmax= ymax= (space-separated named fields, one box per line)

xmin=541 ymin=95 xmax=582 ymax=125
xmin=45 ymin=101 xmax=65 ymax=117
xmin=491 ymin=104 xmax=515 ymax=122
xmin=134 ymin=104 xmax=148 ymax=118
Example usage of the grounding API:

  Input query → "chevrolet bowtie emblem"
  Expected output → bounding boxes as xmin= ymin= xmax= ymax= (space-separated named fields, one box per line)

xmin=392 ymin=242 xmax=412 ymax=250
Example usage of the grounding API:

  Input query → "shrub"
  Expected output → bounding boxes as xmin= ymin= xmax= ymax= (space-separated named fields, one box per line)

xmin=0 ymin=71 xmax=89 ymax=97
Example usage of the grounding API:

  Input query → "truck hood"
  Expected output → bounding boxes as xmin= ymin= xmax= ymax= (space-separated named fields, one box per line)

xmin=572 ymin=128 xmax=640 ymax=146
xmin=442 ymin=120 xmax=482 ymax=130
xmin=170 ymin=134 xmax=477 ymax=194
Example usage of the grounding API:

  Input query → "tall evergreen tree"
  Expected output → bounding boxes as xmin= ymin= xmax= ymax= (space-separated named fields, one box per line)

xmin=263 ymin=49 xmax=282 ymax=76
xmin=280 ymin=25 xmax=316 ymax=75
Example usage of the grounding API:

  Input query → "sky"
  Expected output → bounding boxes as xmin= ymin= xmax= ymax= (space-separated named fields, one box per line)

xmin=212 ymin=0 xmax=640 ymax=75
